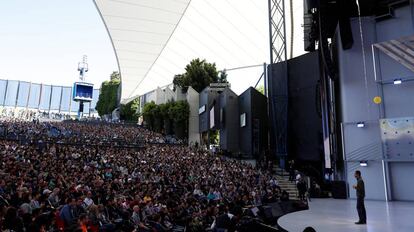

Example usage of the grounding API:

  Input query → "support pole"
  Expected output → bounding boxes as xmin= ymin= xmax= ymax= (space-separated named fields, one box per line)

xmin=58 ymin=86 xmax=63 ymax=113
xmin=15 ymin=81 xmax=20 ymax=108
xmin=26 ymin=82 xmax=32 ymax=110
xmin=38 ymin=84 xmax=43 ymax=111
xmin=3 ymin=80 xmax=8 ymax=106
xmin=48 ymin=85 xmax=53 ymax=115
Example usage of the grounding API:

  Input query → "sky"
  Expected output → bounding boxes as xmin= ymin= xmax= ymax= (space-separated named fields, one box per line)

xmin=0 ymin=0 xmax=305 ymax=96
xmin=0 ymin=0 xmax=118 ymax=88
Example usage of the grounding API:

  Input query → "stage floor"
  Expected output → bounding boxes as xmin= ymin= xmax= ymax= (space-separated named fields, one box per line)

xmin=277 ymin=198 xmax=414 ymax=232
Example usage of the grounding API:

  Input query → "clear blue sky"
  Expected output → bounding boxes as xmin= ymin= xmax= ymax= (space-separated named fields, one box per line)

xmin=0 ymin=0 xmax=118 ymax=88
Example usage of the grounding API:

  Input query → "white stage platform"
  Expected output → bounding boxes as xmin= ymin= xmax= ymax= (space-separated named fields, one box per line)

xmin=278 ymin=199 xmax=414 ymax=232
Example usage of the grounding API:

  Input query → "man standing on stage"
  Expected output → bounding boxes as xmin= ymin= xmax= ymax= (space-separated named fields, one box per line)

xmin=353 ymin=170 xmax=366 ymax=224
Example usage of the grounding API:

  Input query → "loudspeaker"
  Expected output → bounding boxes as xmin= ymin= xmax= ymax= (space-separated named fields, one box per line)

xmin=331 ymin=181 xmax=347 ymax=199
xmin=337 ymin=0 xmax=354 ymax=50
xmin=260 ymin=205 xmax=274 ymax=219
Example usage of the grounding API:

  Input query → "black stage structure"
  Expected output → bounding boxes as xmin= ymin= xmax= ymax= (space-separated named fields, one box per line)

xmin=239 ymin=87 xmax=268 ymax=159
xmin=267 ymin=0 xmax=412 ymax=183
xmin=219 ymin=87 xmax=239 ymax=154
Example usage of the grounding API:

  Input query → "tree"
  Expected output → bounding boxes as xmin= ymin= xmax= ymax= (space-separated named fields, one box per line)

xmin=218 ymin=70 xmax=228 ymax=83
xmin=173 ymin=58 xmax=227 ymax=93
xmin=96 ymin=72 xmax=120 ymax=116
xmin=256 ymin=85 xmax=265 ymax=95
xmin=141 ymin=100 xmax=190 ymax=139
xmin=142 ymin=101 xmax=157 ymax=130
xmin=209 ymin=130 xmax=219 ymax=145
xmin=168 ymin=100 xmax=190 ymax=139
xmin=120 ymin=97 xmax=139 ymax=121
xmin=159 ymin=102 xmax=173 ymax=134
xmin=110 ymin=71 xmax=120 ymax=81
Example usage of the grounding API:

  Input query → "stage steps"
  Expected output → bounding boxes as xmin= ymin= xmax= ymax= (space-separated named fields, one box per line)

xmin=274 ymin=170 xmax=299 ymax=200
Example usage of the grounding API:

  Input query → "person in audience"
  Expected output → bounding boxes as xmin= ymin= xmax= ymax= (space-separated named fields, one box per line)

xmin=288 ymin=160 xmax=295 ymax=181
xmin=3 ymin=207 xmax=25 ymax=232
xmin=303 ymin=227 xmax=317 ymax=232
xmin=212 ymin=206 xmax=242 ymax=232
xmin=131 ymin=205 xmax=150 ymax=231
xmin=60 ymin=198 xmax=76 ymax=227
xmin=297 ymin=177 xmax=308 ymax=201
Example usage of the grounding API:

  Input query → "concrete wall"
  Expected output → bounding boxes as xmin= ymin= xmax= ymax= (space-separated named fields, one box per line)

xmin=338 ymin=5 xmax=414 ymax=201
xmin=187 ymin=87 xmax=200 ymax=146
xmin=164 ymin=87 xmax=175 ymax=103
xmin=175 ymin=87 xmax=187 ymax=102
xmin=154 ymin=87 xmax=165 ymax=105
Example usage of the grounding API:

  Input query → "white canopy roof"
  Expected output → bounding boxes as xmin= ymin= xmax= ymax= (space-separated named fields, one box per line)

xmin=94 ymin=0 xmax=305 ymax=103
xmin=94 ymin=0 xmax=191 ymax=103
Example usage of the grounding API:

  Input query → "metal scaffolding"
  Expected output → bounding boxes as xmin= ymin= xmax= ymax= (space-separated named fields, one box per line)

xmin=268 ymin=0 xmax=288 ymax=64
xmin=267 ymin=0 xmax=289 ymax=161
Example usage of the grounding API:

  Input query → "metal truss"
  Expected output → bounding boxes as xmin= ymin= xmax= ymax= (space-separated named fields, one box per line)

xmin=267 ymin=0 xmax=288 ymax=160
xmin=268 ymin=0 xmax=287 ymax=64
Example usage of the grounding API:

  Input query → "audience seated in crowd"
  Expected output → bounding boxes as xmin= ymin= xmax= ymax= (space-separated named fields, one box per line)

xmin=0 ymin=120 xmax=286 ymax=231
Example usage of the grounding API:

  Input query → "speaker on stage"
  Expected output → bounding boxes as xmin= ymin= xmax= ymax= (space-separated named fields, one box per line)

xmin=331 ymin=181 xmax=347 ymax=199
xmin=262 ymin=205 xmax=273 ymax=218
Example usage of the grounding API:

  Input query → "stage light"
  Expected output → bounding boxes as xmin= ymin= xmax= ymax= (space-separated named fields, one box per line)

xmin=357 ymin=122 xmax=365 ymax=128
xmin=393 ymin=79 xmax=402 ymax=85
xmin=360 ymin=161 xmax=368 ymax=167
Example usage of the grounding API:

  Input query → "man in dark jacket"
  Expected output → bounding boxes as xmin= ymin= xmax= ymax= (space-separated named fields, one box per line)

xmin=59 ymin=198 xmax=76 ymax=227
xmin=353 ymin=170 xmax=366 ymax=224
xmin=213 ymin=206 xmax=242 ymax=232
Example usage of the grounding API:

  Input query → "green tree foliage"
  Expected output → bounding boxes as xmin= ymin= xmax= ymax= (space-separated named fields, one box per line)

xmin=169 ymin=101 xmax=190 ymax=139
xmin=173 ymin=58 xmax=228 ymax=93
xmin=110 ymin=71 xmax=120 ymax=81
xmin=141 ymin=100 xmax=190 ymax=139
xmin=120 ymin=98 xmax=140 ymax=121
xmin=256 ymin=85 xmax=265 ymax=95
xmin=142 ymin=102 xmax=157 ymax=130
xmin=209 ymin=129 xmax=219 ymax=145
xmin=159 ymin=103 xmax=172 ymax=134
xmin=96 ymin=71 xmax=120 ymax=116
xmin=218 ymin=70 xmax=228 ymax=83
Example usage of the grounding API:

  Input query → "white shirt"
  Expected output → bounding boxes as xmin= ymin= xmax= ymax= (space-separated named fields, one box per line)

xmin=83 ymin=197 xmax=94 ymax=208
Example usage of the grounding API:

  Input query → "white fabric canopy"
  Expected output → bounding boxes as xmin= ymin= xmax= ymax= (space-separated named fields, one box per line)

xmin=94 ymin=0 xmax=191 ymax=103
xmin=94 ymin=0 xmax=305 ymax=103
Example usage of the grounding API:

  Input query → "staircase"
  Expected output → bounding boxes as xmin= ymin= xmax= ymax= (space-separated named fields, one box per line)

xmin=274 ymin=167 xmax=299 ymax=200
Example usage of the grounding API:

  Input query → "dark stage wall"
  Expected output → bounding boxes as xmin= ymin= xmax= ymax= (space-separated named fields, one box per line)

xmin=269 ymin=51 xmax=323 ymax=161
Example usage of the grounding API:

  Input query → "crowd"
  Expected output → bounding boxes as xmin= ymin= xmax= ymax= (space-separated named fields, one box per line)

xmin=0 ymin=121 xmax=287 ymax=232
xmin=0 ymin=119 xmax=168 ymax=145
xmin=0 ymin=108 xmax=72 ymax=122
